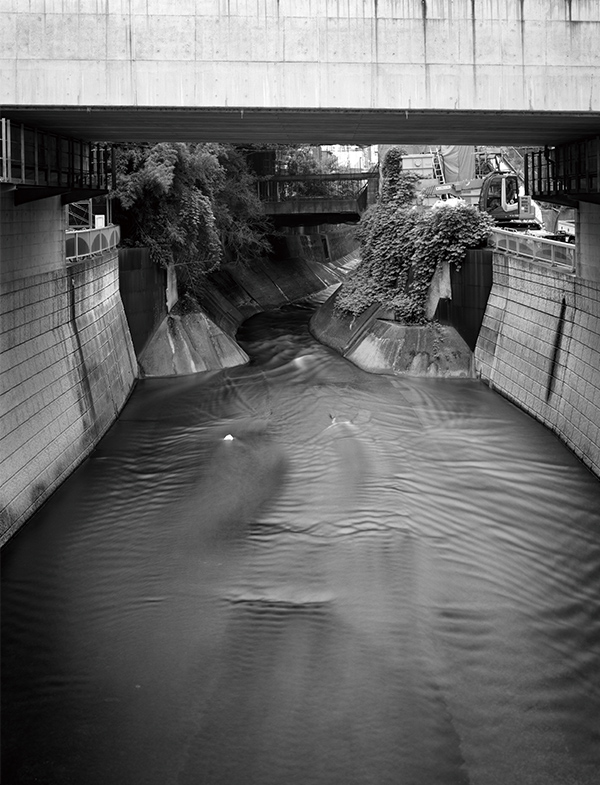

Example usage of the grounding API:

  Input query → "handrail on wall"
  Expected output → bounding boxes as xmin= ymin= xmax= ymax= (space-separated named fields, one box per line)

xmin=492 ymin=228 xmax=576 ymax=272
xmin=65 ymin=225 xmax=121 ymax=263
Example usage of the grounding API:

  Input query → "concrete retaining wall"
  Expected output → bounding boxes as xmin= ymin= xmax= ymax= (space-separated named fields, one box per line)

xmin=206 ymin=231 xmax=358 ymax=326
xmin=1 ymin=190 xmax=137 ymax=543
xmin=118 ymin=247 xmax=168 ymax=355
xmin=579 ymin=202 xmax=600 ymax=284
xmin=475 ymin=253 xmax=600 ymax=477
xmin=138 ymin=308 xmax=249 ymax=377
xmin=435 ymin=248 xmax=494 ymax=351
xmin=1 ymin=191 xmax=66 ymax=282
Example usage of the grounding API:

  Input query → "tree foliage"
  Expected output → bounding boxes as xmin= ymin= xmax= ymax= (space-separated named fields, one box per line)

xmin=113 ymin=142 xmax=271 ymax=295
xmin=277 ymin=145 xmax=345 ymax=197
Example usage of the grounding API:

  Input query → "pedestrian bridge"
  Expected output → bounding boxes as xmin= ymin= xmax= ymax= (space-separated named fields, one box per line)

xmin=1 ymin=0 xmax=599 ymax=146
xmin=258 ymin=171 xmax=379 ymax=225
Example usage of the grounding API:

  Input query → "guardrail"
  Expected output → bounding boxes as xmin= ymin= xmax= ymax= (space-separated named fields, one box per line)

xmin=65 ymin=225 xmax=121 ymax=263
xmin=257 ymin=171 xmax=379 ymax=202
xmin=525 ymin=137 xmax=599 ymax=200
xmin=492 ymin=228 xmax=575 ymax=272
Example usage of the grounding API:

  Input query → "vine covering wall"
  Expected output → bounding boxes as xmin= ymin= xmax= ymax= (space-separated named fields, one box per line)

xmin=335 ymin=149 xmax=494 ymax=323
xmin=336 ymin=202 xmax=421 ymax=319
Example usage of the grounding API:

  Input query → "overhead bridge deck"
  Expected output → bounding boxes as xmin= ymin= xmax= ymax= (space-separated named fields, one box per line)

xmin=2 ymin=107 xmax=599 ymax=148
xmin=1 ymin=0 xmax=599 ymax=147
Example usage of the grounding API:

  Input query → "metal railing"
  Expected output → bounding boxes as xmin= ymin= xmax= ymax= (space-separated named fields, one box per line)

xmin=65 ymin=225 xmax=121 ymax=263
xmin=525 ymin=138 xmax=600 ymax=200
xmin=257 ymin=171 xmax=379 ymax=202
xmin=492 ymin=228 xmax=576 ymax=272
xmin=1 ymin=117 xmax=113 ymax=191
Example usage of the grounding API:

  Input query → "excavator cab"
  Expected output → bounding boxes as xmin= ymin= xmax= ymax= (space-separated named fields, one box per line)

xmin=479 ymin=173 xmax=537 ymax=227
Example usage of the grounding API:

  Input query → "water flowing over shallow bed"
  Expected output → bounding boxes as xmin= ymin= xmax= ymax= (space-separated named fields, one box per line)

xmin=2 ymin=304 xmax=600 ymax=784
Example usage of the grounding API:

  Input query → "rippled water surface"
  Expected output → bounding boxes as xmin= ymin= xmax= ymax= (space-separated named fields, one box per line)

xmin=3 ymin=304 xmax=600 ymax=784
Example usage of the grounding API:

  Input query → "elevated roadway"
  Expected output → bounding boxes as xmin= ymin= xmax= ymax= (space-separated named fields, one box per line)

xmin=1 ymin=0 xmax=599 ymax=145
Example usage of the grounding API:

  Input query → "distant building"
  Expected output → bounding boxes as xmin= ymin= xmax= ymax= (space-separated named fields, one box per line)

xmin=319 ymin=145 xmax=378 ymax=171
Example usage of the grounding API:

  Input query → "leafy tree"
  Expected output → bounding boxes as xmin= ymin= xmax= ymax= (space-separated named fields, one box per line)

xmin=282 ymin=146 xmax=341 ymax=197
xmin=113 ymin=142 xmax=271 ymax=296
xmin=211 ymin=145 xmax=272 ymax=266
xmin=336 ymin=147 xmax=423 ymax=319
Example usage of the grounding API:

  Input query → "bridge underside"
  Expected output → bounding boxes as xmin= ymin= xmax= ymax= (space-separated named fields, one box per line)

xmin=3 ymin=107 xmax=599 ymax=147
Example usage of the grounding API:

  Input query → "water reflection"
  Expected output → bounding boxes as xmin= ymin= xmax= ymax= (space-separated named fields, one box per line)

xmin=2 ymin=304 xmax=600 ymax=784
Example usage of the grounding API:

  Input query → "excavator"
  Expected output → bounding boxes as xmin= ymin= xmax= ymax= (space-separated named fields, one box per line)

xmin=403 ymin=147 xmax=544 ymax=231
xmin=477 ymin=171 xmax=541 ymax=230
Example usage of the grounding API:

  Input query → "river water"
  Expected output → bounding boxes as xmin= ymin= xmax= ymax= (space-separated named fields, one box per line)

xmin=2 ymin=304 xmax=600 ymax=785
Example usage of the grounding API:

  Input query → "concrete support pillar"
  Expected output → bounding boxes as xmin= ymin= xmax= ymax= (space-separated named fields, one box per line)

xmin=0 ymin=188 xmax=66 ymax=281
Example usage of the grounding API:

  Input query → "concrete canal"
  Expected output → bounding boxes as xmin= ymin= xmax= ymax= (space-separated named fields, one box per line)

xmin=2 ymin=303 xmax=600 ymax=784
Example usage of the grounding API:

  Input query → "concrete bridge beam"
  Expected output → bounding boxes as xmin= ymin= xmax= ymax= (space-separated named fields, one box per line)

xmin=1 ymin=0 xmax=599 ymax=146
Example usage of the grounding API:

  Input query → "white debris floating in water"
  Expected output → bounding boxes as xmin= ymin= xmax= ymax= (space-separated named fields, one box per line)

xmin=223 ymin=434 xmax=234 ymax=441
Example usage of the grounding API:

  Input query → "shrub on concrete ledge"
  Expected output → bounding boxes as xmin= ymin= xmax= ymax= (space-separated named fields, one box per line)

xmin=335 ymin=202 xmax=494 ymax=323
xmin=336 ymin=202 xmax=419 ymax=317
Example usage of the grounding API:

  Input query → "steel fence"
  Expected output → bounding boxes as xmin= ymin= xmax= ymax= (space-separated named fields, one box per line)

xmin=65 ymin=225 xmax=121 ymax=263
xmin=492 ymin=228 xmax=575 ymax=272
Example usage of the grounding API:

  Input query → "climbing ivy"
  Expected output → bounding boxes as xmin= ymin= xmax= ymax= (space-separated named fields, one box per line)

xmin=336 ymin=202 xmax=419 ymax=316
xmin=380 ymin=146 xmax=421 ymax=204
xmin=335 ymin=202 xmax=494 ymax=323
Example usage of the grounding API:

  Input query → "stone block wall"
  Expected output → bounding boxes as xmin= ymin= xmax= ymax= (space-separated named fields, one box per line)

xmin=475 ymin=252 xmax=600 ymax=477
xmin=1 ymin=192 xmax=137 ymax=544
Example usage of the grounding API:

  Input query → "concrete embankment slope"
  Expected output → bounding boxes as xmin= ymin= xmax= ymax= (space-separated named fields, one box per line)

xmin=138 ymin=228 xmax=359 ymax=377
xmin=310 ymin=289 xmax=474 ymax=378
xmin=139 ymin=309 xmax=249 ymax=376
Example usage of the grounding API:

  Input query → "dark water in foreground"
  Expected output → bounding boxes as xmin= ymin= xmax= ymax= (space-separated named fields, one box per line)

xmin=2 ymin=305 xmax=600 ymax=785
